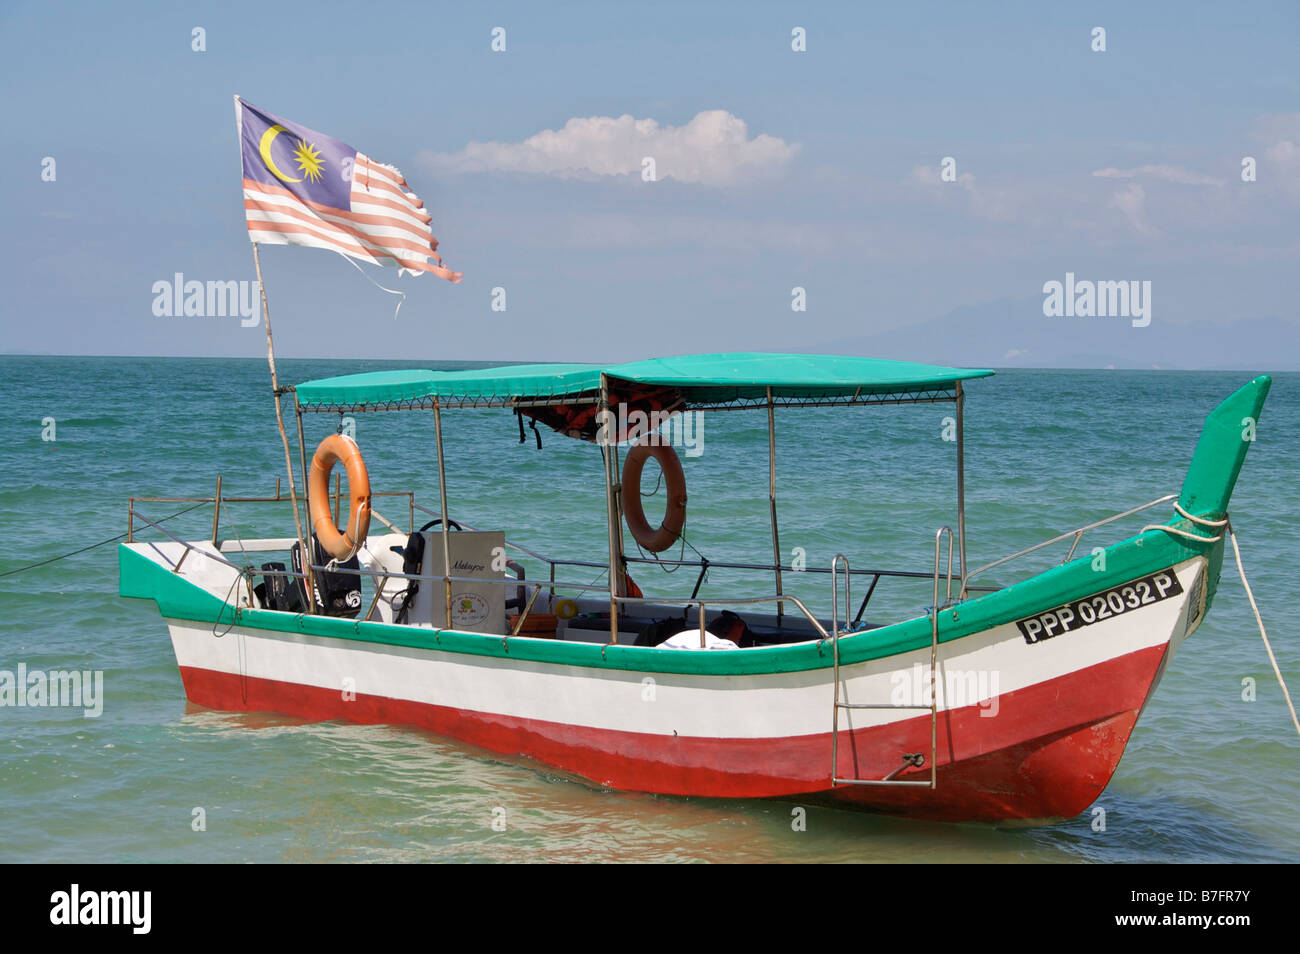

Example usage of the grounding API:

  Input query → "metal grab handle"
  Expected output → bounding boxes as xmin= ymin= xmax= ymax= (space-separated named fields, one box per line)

xmin=934 ymin=527 xmax=954 ymax=612
xmin=830 ymin=554 xmax=851 ymax=637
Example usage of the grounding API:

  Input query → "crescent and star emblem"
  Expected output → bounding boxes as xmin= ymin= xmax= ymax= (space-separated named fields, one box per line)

xmin=259 ymin=124 xmax=325 ymax=184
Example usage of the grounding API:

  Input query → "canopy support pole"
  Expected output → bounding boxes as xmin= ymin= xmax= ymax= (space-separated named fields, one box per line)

xmin=433 ymin=398 xmax=453 ymax=628
xmin=956 ymin=381 xmax=967 ymax=599
xmin=767 ymin=387 xmax=784 ymax=622
xmin=293 ymin=396 xmax=309 ymax=511
xmin=252 ymin=242 xmax=313 ymax=613
xmin=292 ymin=394 xmax=317 ymax=612
xmin=611 ymin=442 xmax=629 ymax=582
xmin=600 ymin=374 xmax=623 ymax=643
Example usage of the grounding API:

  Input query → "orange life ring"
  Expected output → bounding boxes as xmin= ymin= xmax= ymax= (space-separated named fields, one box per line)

xmin=308 ymin=434 xmax=371 ymax=561
xmin=621 ymin=440 xmax=687 ymax=553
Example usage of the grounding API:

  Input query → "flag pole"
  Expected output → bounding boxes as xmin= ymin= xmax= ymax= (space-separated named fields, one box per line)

xmin=252 ymin=241 xmax=315 ymax=611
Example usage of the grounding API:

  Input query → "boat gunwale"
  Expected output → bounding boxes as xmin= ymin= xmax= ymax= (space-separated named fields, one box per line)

xmin=119 ymin=518 xmax=1219 ymax=679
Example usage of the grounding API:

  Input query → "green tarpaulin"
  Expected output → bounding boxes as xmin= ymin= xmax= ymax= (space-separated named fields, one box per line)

xmin=293 ymin=353 xmax=994 ymax=411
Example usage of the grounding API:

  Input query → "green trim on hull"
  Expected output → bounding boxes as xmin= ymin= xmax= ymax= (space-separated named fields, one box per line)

xmin=119 ymin=528 xmax=1211 ymax=677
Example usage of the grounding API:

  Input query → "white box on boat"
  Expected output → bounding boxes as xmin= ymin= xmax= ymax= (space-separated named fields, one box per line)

xmin=408 ymin=531 xmax=506 ymax=634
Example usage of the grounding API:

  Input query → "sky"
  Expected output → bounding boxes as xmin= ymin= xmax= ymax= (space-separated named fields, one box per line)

xmin=2 ymin=0 xmax=1298 ymax=368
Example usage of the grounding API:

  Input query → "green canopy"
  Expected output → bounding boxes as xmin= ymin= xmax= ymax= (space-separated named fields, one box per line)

xmin=606 ymin=353 xmax=992 ymax=405
xmin=293 ymin=353 xmax=993 ymax=412
xmin=293 ymin=363 xmax=601 ymax=410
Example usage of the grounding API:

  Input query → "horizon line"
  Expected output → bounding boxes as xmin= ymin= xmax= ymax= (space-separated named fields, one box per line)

xmin=0 ymin=351 xmax=1288 ymax=374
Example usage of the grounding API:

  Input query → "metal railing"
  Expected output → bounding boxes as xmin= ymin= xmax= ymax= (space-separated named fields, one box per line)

xmin=129 ymin=484 xmax=417 ymax=543
xmin=130 ymin=496 xmax=835 ymax=640
xmin=130 ymin=503 xmax=611 ymax=632
xmin=960 ymin=493 xmax=1177 ymax=597
xmin=128 ymin=485 xmax=1004 ymax=650
xmin=412 ymin=500 xmax=993 ymax=636
xmin=129 ymin=493 xmax=984 ymax=645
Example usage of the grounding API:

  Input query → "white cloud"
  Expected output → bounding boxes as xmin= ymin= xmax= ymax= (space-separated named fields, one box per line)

xmin=1266 ymin=140 xmax=1299 ymax=163
xmin=1241 ymin=113 xmax=1300 ymax=200
xmin=419 ymin=110 xmax=798 ymax=186
xmin=1091 ymin=164 xmax=1224 ymax=186
xmin=1263 ymin=139 xmax=1300 ymax=199
xmin=906 ymin=163 xmax=1025 ymax=222
xmin=1108 ymin=182 xmax=1157 ymax=236
xmin=908 ymin=163 xmax=975 ymax=191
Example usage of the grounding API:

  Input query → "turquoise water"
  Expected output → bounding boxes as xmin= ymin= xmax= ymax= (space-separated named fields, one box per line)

xmin=1 ymin=356 xmax=1296 ymax=862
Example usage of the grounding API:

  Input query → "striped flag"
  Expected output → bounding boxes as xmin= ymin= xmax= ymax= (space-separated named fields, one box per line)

xmin=235 ymin=97 xmax=461 ymax=282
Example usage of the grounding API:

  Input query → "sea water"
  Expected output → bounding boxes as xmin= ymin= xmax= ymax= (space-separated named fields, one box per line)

xmin=0 ymin=356 xmax=1295 ymax=862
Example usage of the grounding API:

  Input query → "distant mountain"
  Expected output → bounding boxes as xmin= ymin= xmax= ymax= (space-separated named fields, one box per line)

xmin=814 ymin=298 xmax=1299 ymax=372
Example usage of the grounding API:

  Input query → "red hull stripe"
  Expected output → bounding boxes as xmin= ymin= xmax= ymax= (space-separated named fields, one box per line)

xmin=178 ymin=643 xmax=1167 ymax=822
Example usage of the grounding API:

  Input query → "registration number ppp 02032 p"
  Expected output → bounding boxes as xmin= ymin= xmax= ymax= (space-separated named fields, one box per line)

xmin=1016 ymin=569 xmax=1184 ymax=645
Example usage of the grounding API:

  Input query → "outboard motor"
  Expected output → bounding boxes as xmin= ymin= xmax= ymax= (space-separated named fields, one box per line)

xmin=255 ymin=561 xmax=306 ymax=613
xmin=291 ymin=534 xmax=362 ymax=618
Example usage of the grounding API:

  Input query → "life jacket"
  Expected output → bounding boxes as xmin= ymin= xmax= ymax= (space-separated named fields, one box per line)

xmin=707 ymin=610 xmax=756 ymax=648
xmin=519 ymin=386 xmax=685 ymax=443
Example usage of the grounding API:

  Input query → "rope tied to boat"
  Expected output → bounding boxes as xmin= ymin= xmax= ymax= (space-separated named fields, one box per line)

xmin=1143 ymin=505 xmax=1300 ymax=739
xmin=0 ymin=502 xmax=211 ymax=579
xmin=1139 ymin=502 xmax=1227 ymax=543
xmin=1228 ymin=526 xmax=1300 ymax=739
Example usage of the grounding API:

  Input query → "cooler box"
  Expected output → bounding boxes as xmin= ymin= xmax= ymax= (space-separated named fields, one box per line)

xmin=410 ymin=531 xmax=506 ymax=634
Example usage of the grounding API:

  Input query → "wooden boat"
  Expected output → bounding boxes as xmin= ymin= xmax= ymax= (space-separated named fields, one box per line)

xmin=119 ymin=354 xmax=1271 ymax=823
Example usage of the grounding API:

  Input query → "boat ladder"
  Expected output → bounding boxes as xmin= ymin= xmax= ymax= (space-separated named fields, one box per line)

xmin=829 ymin=528 xmax=953 ymax=789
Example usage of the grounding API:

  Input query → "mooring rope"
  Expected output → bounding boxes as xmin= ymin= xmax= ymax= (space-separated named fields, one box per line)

xmin=1143 ymin=504 xmax=1299 ymax=739
xmin=0 ymin=502 xmax=210 ymax=579
xmin=1140 ymin=502 xmax=1227 ymax=543
xmin=1229 ymin=525 xmax=1300 ymax=739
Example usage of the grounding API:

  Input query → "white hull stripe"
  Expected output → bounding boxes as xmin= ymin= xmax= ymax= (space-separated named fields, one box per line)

xmin=168 ymin=559 xmax=1203 ymax=739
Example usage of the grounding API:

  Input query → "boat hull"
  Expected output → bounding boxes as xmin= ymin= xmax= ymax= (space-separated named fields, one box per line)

xmin=159 ymin=555 xmax=1206 ymax=823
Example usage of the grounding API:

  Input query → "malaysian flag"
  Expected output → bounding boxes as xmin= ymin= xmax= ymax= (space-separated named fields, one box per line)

xmin=235 ymin=97 xmax=461 ymax=282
